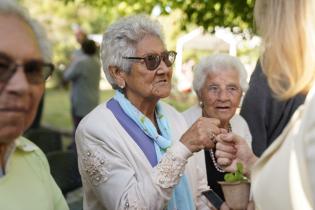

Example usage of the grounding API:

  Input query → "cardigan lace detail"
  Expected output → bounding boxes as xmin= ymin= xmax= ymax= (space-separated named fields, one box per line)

xmin=81 ymin=149 xmax=111 ymax=186
xmin=156 ymin=150 xmax=187 ymax=188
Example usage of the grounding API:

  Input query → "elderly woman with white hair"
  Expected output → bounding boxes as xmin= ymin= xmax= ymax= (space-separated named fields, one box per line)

xmin=0 ymin=0 xmax=68 ymax=209
xmin=183 ymin=54 xmax=252 ymax=202
xmin=75 ymin=15 xmax=219 ymax=210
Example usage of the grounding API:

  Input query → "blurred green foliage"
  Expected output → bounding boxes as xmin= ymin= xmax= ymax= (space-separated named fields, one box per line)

xmin=65 ymin=0 xmax=255 ymax=32
xmin=19 ymin=0 xmax=258 ymax=131
xmin=19 ymin=0 xmax=256 ymax=62
xmin=19 ymin=0 xmax=257 ymax=89
xmin=20 ymin=0 xmax=110 ymax=65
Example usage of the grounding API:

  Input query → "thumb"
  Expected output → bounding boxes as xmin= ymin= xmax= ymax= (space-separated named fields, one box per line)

xmin=217 ymin=132 xmax=243 ymax=145
xmin=216 ymin=132 xmax=234 ymax=143
xmin=232 ymin=133 xmax=245 ymax=145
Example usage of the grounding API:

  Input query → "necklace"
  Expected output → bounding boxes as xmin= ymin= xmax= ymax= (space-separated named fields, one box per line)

xmin=209 ymin=123 xmax=232 ymax=173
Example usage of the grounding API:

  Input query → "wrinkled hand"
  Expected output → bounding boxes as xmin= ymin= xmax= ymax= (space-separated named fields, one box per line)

xmin=215 ymin=132 xmax=257 ymax=176
xmin=180 ymin=117 xmax=221 ymax=153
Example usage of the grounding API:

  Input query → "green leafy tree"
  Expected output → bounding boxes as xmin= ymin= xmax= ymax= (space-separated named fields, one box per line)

xmin=18 ymin=0 xmax=257 ymax=89
xmin=64 ymin=0 xmax=255 ymax=31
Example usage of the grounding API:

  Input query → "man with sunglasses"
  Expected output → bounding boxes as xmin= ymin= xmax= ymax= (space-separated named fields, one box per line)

xmin=75 ymin=15 xmax=218 ymax=210
xmin=0 ymin=1 xmax=68 ymax=209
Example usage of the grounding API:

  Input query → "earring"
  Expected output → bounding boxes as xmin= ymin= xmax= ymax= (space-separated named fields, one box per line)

xmin=199 ymin=101 xmax=203 ymax=107
xmin=119 ymin=82 xmax=125 ymax=89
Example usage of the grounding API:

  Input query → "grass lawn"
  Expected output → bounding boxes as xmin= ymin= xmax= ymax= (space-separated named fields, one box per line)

xmin=42 ymin=88 xmax=197 ymax=132
xmin=42 ymin=88 xmax=115 ymax=131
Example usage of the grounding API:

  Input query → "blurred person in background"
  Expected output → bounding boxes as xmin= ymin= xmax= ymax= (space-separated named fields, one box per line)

xmin=0 ymin=0 xmax=68 ymax=209
xmin=71 ymin=27 xmax=88 ymax=62
xmin=216 ymin=0 xmax=315 ymax=209
xmin=64 ymin=39 xmax=101 ymax=152
xmin=183 ymin=54 xmax=252 ymax=201
xmin=75 ymin=14 xmax=219 ymax=210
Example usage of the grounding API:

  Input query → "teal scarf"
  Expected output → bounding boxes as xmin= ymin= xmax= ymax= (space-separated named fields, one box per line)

xmin=114 ymin=90 xmax=195 ymax=210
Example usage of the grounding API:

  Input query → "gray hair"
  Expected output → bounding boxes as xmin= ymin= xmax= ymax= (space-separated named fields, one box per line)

xmin=100 ymin=15 xmax=164 ymax=89
xmin=193 ymin=54 xmax=248 ymax=95
xmin=0 ymin=0 xmax=51 ymax=61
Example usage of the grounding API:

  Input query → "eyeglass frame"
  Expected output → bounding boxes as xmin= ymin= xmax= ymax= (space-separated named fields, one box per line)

xmin=0 ymin=52 xmax=54 ymax=84
xmin=206 ymin=84 xmax=242 ymax=97
xmin=122 ymin=50 xmax=177 ymax=71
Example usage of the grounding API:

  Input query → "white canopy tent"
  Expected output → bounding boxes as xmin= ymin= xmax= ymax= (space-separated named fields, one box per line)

xmin=175 ymin=28 xmax=234 ymax=92
xmin=175 ymin=27 xmax=261 ymax=92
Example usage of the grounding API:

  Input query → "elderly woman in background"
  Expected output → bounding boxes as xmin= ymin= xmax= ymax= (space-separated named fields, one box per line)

xmin=183 ymin=54 xmax=252 ymax=201
xmin=0 ymin=0 xmax=68 ymax=209
xmin=76 ymin=15 xmax=218 ymax=210
xmin=216 ymin=0 xmax=315 ymax=209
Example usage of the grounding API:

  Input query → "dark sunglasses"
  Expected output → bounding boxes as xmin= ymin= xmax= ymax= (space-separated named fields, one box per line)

xmin=123 ymin=51 xmax=177 ymax=71
xmin=0 ymin=52 xmax=54 ymax=84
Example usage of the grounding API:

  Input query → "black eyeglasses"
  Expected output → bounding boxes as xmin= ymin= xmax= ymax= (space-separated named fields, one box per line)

xmin=0 ymin=52 xmax=54 ymax=84
xmin=122 ymin=51 xmax=177 ymax=71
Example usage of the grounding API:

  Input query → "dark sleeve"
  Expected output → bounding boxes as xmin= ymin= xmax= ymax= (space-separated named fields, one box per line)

xmin=267 ymin=92 xmax=305 ymax=147
xmin=240 ymin=61 xmax=306 ymax=156
xmin=240 ymin=62 xmax=270 ymax=156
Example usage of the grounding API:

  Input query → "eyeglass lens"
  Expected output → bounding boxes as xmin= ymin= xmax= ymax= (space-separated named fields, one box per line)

xmin=208 ymin=85 xmax=240 ymax=96
xmin=144 ymin=51 xmax=177 ymax=70
xmin=0 ymin=52 xmax=53 ymax=84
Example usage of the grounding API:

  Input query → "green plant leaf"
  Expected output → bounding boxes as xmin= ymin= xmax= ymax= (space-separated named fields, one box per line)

xmin=224 ymin=162 xmax=248 ymax=182
xmin=236 ymin=162 xmax=243 ymax=174
xmin=224 ymin=173 xmax=237 ymax=182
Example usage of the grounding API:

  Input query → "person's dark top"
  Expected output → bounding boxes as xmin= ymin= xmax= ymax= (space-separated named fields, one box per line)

xmin=204 ymin=150 xmax=225 ymax=200
xmin=240 ymin=61 xmax=306 ymax=156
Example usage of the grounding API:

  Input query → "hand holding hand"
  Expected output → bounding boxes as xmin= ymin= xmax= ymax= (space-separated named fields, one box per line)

xmin=215 ymin=132 xmax=257 ymax=176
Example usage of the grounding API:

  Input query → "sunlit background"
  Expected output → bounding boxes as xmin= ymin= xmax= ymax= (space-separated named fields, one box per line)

xmin=19 ymin=0 xmax=259 ymax=132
